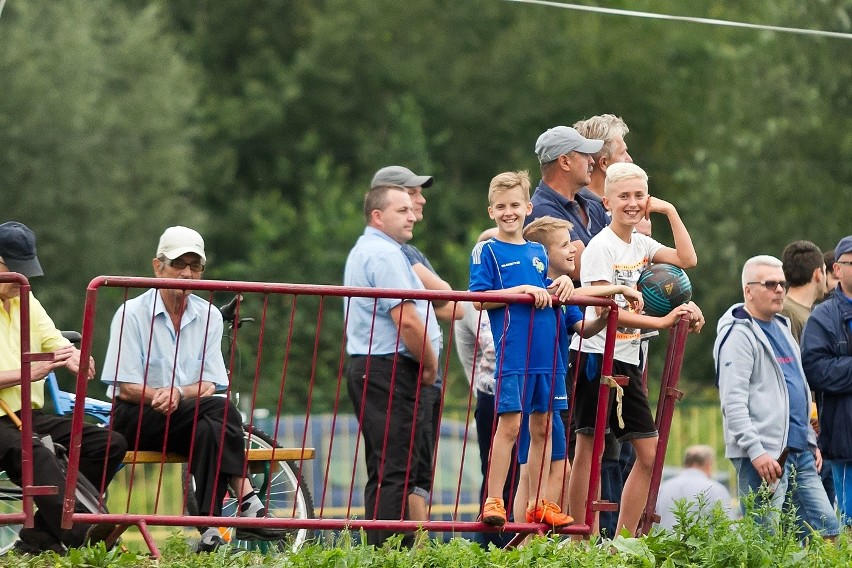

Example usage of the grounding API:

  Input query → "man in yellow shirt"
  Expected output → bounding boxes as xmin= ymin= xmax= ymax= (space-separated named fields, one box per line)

xmin=0 ymin=221 xmax=127 ymax=554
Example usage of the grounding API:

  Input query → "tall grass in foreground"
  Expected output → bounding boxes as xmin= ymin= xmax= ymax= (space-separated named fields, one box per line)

xmin=5 ymin=489 xmax=852 ymax=568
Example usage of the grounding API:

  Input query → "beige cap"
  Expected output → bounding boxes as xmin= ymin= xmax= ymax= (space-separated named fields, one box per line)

xmin=156 ymin=226 xmax=206 ymax=263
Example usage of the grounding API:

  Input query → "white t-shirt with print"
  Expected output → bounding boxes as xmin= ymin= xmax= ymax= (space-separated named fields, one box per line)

xmin=570 ymin=227 xmax=663 ymax=365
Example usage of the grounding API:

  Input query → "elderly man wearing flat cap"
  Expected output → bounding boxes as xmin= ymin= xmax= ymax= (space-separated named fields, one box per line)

xmin=802 ymin=234 xmax=852 ymax=527
xmin=527 ymin=126 xmax=609 ymax=281
xmin=368 ymin=166 xmax=461 ymax=537
xmin=0 ymin=221 xmax=127 ymax=554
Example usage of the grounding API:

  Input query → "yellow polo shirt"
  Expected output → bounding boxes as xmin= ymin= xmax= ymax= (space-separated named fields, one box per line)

xmin=0 ymin=292 xmax=70 ymax=416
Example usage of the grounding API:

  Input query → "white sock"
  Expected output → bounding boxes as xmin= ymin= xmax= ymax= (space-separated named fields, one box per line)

xmin=199 ymin=527 xmax=222 ymax=545
xmin=239 ymin=491 xmax=266 ymax=518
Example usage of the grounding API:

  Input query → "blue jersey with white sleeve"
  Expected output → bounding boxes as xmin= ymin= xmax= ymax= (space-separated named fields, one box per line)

xmin=469 ymin=238 xmax=563 ymax=377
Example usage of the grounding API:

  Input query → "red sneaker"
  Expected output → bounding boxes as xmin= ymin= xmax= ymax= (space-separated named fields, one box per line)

xmin=526 ymin=500 xmax=574 ymax=529
xmin=481 ymin=497 xmax=507 ymax=527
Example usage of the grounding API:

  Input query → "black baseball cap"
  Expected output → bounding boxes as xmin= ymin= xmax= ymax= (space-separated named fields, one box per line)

xmin=0 ymin=221 xmax=43 ymax=277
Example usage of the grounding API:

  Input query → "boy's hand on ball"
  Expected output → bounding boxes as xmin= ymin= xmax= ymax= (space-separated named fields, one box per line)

xmin=661 ymin=304 xmax=692 ymax=328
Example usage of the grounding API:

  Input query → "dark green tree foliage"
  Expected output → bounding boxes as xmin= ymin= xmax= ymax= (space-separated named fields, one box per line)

xmin=1 ymin=0 xmax=850 ymax=411
xmin=0 ymin=0 xmax=202 ymax=320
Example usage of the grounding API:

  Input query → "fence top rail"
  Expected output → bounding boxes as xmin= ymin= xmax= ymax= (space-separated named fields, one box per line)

xmin=0 ymin=272 xmax=30 ymax=286
xmin=88 ymin=275 xmax=618 ymax=308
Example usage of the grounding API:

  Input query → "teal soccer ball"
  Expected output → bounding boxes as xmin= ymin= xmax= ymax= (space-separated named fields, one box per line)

xmin=637 ymin=263 xmax=693 ymax=317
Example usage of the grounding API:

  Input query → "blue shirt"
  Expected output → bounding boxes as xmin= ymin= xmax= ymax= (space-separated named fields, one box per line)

xmin=844 ymin=291 xmax=852 ymax=336
xmin=756 ymin=318 xmax=809 ymax=452
xmin=527 ymin=180 xmax=610 ymax=245
xmin=557 ymin=303 xmax=585 ymax=371
xmin=469 ymin=238 xmax=563 ymax=377
xmin=101 ymin=288 xmax=229 ymax=394
xmin=401 ymin=243 xmax=444 ymax=388
xmin=344 ymin=227 xmax=441 ymax=359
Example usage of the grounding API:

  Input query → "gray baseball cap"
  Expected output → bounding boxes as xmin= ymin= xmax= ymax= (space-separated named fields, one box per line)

xmin=535 ymin=126 xmax=604 ymax=164
xmin=370 ymin=166 xmax=434 ymax=189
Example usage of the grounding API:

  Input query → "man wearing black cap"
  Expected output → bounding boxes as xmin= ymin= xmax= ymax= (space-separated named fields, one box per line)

xmin=369 ymin=166 xmax=461 ymax=532
xmin=802 ymin=234 xmax=852 ymax=526
xmin=0 ymin=221 xmax=127 ymax=554
xmin=527 ymin=126 xmax=609 ymax=281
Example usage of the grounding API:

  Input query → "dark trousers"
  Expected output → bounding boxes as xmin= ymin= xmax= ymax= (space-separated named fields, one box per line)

xmin=822 ymin=458 xmax=836 ymax=506
xmin=347 ymin=355 xmax=423 ymax=547
xmin=0 ymin=409 xmax=127 ymax=549
xmin=113 ymin=396 xmax=244 ymax=517
xmin=413 ymin=384 xmax=441 ymax=493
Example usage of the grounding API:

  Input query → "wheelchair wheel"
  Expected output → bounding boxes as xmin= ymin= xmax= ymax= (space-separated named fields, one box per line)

xmin=0 ymin=472 xmax=23 ymax=554
xmin=184 ymin=424 xmax=315 ymax=552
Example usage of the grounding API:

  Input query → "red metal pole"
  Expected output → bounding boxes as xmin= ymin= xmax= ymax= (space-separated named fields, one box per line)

xmin=638 ymin=315 xmax=690 ymax=535
xmin=584 ymin=301 xmax=620 ymax=532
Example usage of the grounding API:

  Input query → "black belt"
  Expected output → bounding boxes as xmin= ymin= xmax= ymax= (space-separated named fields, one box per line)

xmin=351 ymin=354 xmax=419 ymax=366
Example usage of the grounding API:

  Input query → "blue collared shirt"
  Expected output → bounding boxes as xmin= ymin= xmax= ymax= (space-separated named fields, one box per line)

xmin=101 ymin=288 xmax=229 ymax=394
xmin=344 ymin=227 xmax=441 ymax=358
xmin=527 ymin=180 xmax=610 ymax=245
xmin=401 ymin=243 xmax=445 ymax=387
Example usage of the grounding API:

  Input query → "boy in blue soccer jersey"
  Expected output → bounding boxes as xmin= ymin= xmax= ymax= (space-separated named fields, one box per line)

xmin=469 ymin=170 xmax=575 ymax=529
xmin=516 ymin=216 xmax=643 ymax=524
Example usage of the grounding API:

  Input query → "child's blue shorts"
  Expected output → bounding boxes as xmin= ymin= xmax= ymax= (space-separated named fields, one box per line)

xmin=496 ymin=372 xmax=568 ymax=415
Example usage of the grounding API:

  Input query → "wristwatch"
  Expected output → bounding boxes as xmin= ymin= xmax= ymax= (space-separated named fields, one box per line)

xmin=175 ymin=385 xmax=185 ymax=401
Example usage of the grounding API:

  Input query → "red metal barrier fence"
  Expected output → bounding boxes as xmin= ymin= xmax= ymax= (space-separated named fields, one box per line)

xmin=57 ymin=276 xmax=688 ymax=557
xmin=0 ymin=273 xmax=38 ymax=541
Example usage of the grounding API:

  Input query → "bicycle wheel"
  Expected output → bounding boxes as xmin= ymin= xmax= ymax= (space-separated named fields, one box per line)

xmin=184 ymin=424 xmax=315 ymax=552
xmin=0 ymin=471 xmax=23 ymax=555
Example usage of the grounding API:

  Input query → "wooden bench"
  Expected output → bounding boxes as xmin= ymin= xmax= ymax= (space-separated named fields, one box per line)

xmin=123 ymin=448 xmax=315 ymax=472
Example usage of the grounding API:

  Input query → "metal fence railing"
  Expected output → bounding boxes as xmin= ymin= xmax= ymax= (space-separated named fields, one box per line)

xmin=49 ymin=276 xmax=691 ymax=557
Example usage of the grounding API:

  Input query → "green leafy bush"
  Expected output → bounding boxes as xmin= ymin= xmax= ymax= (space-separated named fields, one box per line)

xmin=3 ymin=493 xmax=850 ymax=567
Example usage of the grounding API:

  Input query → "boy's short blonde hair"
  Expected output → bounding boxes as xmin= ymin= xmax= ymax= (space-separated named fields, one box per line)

xmin=604 ymin=162 xmax=648 ymax=196
xmin=523 ymin=216 xmax=573 ymax=249
xmin=488 ymin=170 xmax=530 ymax=204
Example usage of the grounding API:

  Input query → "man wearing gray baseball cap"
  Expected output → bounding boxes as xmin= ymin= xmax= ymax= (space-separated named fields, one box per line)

xmin=368 ymin=166 xmax=459 ymax=537
xmin=527 ymin=126 xmax=609 ymax=280
xmin=370 ymin=165 xmax=434 ymax=189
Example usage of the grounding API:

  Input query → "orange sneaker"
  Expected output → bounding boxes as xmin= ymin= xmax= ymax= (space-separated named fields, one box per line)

xmin=481 ymin=497 xmax=507 ymax=527
xmin=526 ymin=500 xmax=574 ymax=529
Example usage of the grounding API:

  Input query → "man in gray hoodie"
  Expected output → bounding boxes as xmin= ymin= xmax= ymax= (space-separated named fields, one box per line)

xmin=715 ymin=255 xmax=837 ymax=538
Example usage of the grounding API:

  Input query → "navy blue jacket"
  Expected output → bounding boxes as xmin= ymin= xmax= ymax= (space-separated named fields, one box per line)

xmin=801 ymin=286 xmax=852 ymax=461
xmin=527 ymin=181 xmax=609 ymax=245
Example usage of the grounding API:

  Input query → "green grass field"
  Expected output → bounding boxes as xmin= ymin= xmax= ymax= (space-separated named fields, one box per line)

xmin=5 ymin=498 xmax=852 ymax=568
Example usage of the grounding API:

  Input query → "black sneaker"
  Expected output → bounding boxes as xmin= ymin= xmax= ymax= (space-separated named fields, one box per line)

xmin=86 ymin=522 xmax=119 ymax=549
xmin=195 ymin=528 xmax=226 ymax=553
xmin=234 ymin=507 xmax=288 ymax=541
xmin=13 ymin=532 xmax=67 ymax=556
xmin=234 ymin=524 xmax=289 ymax=541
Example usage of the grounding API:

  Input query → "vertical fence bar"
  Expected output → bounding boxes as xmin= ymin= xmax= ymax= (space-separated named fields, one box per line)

xmin=639 ymin=315 xmax=690 ymax=535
